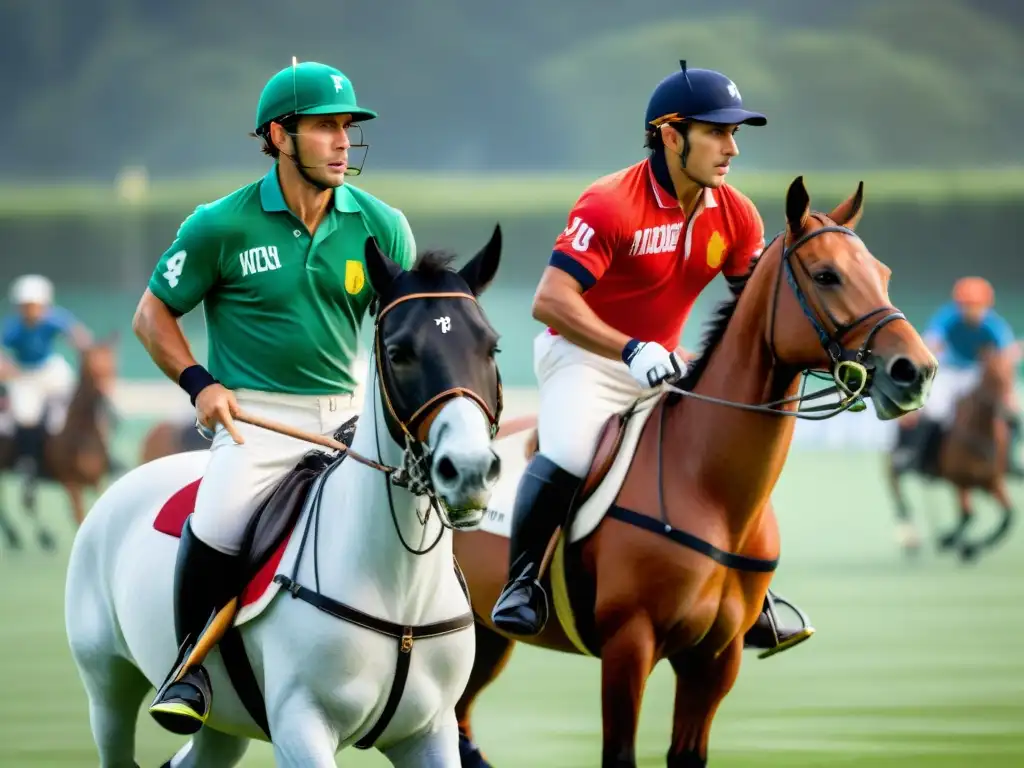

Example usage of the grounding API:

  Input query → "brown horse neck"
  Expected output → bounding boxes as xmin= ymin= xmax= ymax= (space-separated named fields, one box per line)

xmin=54 ymin=372 xmax=103 ymax=442
xmin=665 ymin=280 xmax=801 ymax=541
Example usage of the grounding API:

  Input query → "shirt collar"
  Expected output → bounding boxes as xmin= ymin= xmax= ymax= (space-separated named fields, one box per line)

xmin=645 ymin=159 xmax=718 ymax=211
xmin=259 ymin=163 xmax=360 ymax=213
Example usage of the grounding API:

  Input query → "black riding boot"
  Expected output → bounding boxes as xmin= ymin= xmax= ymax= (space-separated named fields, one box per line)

xmin=491 ymin=454 xmax=582 ymax=637
xmin=909 ymin=417 xmax=943 ymax=474
xmin=743 ymin=589 xmax=816 ymax=659
xmin=149 ymin=517 xmax=243 ymax=735
xmin=14 ymin=423 xmax=46 ymax=478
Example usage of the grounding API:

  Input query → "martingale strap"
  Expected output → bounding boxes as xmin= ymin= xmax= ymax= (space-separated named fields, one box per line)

xmin=273 ymin=573 xmax=474 ymax=749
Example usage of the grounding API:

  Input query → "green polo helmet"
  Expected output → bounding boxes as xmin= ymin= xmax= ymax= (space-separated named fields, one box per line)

xmin=255 ymin=60 xmax=377 ymax=132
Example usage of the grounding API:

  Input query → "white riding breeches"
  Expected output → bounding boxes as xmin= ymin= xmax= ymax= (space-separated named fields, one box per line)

xmin=7 ymin=354 xmax=75 ymax=431
xmin=534 ymin=332 xmax=646 ymax=478
xmin=921 ymin=364 xmax=979 ymax=426
xmin=188 ymin=389 xmax=359 ymax=556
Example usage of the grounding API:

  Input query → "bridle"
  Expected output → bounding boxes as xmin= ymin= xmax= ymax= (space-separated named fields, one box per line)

xmin=366 ymin=290 xmax=503 ymax=555
xmin=372 ymin=291 xmax=503 ymax=447
xmin=668 ymin=215 xmax=905 ymax=419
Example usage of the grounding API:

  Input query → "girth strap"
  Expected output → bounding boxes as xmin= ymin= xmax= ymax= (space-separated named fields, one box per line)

xmin=605 ymin=504 xmax=779 ymax=573
xmin=273 ymin=574 xmax=474 ymax=749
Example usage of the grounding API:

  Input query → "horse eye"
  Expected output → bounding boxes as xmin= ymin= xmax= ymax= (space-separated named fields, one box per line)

xmin=813 ymin=269 xmax=842 ymax=287
xmin=387 ymin=344 xmax=415 ymax=365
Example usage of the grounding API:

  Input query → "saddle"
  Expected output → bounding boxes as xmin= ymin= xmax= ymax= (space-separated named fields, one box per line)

xmin=523 ymin=405 xmax=636 ymax=509
xmin=151 ymin=416 xmax=360 ymax=738
xmin=237 ymin=416 xmax=359 ymax=578
xmin=579 ymin=405 xmax=635 ymax=503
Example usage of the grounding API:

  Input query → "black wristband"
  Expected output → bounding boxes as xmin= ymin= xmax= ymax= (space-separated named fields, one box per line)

xmin=178 ymin=365 xmax=218 ymax=406
xmin=621 ymin=338 xmax=644 ymax=365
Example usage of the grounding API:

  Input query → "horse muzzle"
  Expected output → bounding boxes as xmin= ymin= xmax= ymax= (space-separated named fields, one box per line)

xmin=866 ymin=352 xmax=936 ymax=419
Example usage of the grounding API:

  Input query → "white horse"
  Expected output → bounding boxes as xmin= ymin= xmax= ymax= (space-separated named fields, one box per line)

xmin=65 ymin=229 xmax=505 ymax=767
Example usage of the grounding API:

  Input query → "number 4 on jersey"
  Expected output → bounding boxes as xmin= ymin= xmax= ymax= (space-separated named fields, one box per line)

xmin=163 ymin=250 xmax=187 ymax=288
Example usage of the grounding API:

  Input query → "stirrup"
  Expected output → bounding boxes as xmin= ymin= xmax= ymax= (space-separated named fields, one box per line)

xmin=757 ymin=591 xmax=815 ymax=660
xmin=148 ymin=633 xmax=213 ymax=735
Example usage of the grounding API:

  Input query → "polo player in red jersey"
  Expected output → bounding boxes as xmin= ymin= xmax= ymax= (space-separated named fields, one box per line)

xmin=491 ymin=61 xmax=814 ymax=657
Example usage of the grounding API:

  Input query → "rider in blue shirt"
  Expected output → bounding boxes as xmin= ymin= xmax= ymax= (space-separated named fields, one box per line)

xmin=925 ymin=302 xmax=1015 ymax=370
xmin=900 ymin=276 xmax=1021 ymax=476
xmin=1 ymin=275 xmax=91 ymax=475
xmin=2 ymin=306 xmax=78 ymax=368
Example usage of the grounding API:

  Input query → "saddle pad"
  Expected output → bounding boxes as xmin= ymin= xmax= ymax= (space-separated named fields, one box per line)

xmin=153 ymin=479 xmax=294 ymax=615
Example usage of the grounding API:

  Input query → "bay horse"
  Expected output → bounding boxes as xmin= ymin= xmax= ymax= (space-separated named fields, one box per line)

xmin=453 ymin=177 xmax=937 ymax=767
xmin=0 ymin=333 xmax=119 ymax=550
xmin=65 ymin=230 xmax=505 ymax=767
xmin=888 ymin=349 xmax=1016 ymax=561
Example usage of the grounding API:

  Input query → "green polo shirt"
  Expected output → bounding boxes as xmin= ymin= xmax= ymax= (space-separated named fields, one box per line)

xmin=148 ymin=164 xmax=416 ymax=394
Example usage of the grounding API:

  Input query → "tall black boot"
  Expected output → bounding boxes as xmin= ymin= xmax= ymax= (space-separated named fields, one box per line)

xmin=149 ymin=517 xmax=243 ymax=735
xmin=909 ymin=417 xmax=942 ymax=475
xmin=491 ymin=454 xmax=581 ymax=637
xmin=13 ymin=423 xmax=45 ymax=478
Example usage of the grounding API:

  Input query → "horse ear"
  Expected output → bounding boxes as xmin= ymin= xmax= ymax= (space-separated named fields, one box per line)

xmin=828 ymin=181 xmax=864 ymax=230
xmin=785 ymin=175 xmax=811 ymax=235
xmin=458 ymin=224 xmax=502 ymax=296
xmin=364 ymin=236 xmax=404 ymax=298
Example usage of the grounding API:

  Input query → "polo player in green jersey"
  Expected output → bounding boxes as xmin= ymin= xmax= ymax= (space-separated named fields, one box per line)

xmin=133 ymin=59 xmax=417 ymax=735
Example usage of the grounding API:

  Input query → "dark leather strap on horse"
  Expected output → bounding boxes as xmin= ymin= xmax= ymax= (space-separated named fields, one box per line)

xmin=605 ymin=504 xmax=780 ymax=573
xmin=273 ymin=574 xmax=474 ymax=749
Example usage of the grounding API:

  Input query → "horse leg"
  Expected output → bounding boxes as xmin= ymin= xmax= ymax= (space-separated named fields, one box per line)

xmin=959 ymin=482 xmax=1015 ymax=561
xmin=269 ymin=694 xmax=340 ymax=767
xmin=455 ymin=621 xmax=515 ymax=767
xmin=666 ymin=641 xmax=743 ymax=767
xmin=938 ymin=489 xmax=972 ymax=553
xmin=21 ymin=471 xmax=56 ymax=551
xmin=599 ymin=615 xmax=658 ymax=768
xmin=0 ymin=476 xmax=22 ymax=550
xmin=64 ymin=481 xmax=86 ymax=526
xmin=886 ymin=457 xmax=920 ymax=555
xmin=76 ymin=653 xmax=152 ymax=768
xmin=159 ymin=729 xmax=250 ymax=768
xmin=384 ymin=711 xmax=461 ymax=768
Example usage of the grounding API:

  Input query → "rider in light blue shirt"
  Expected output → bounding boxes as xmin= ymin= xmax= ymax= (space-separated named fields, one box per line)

xmin=901 ymin=276 xmax=1021 ymax=476
xmin=2 ymin=305 xmax=78 ymax=368
xmin=1 ymin=274 xmax=92 ymax=475
xmin=924 ymin=301 xmax=1015 ymax=371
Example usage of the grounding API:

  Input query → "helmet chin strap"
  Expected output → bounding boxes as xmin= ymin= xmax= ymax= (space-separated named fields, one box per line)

xmin=670 ymin=124 xmax=706 ymax=188
xmin=282 ymin=141 xmax=334 ymax=192
xmin=650 ymin=125 xmax=704 ymax=200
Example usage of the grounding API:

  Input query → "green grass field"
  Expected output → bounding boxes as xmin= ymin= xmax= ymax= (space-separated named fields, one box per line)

xmin=1 ymin=421 xmax=1022 ymax=767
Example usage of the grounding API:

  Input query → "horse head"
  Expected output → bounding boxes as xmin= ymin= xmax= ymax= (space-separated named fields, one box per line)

xmin=79 ymin=331 xmax=120 ymax=398
xmin=974 ymin=347 xmax=1015 ymax=414
xmin=363 ymin=225 xmax=504 ymax=528
xmin=748 ymin=176 xmax=937 ymax=419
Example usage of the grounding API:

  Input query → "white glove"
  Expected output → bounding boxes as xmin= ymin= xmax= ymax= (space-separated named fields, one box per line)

xmin=622 ymin=340 xmax=685 ymax=388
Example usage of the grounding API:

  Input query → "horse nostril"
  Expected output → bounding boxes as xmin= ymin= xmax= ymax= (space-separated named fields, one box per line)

xmin=435 ymin=455 xmax=458 ymax=483
xmin=887 ymin=356 xmax=919 ymax=387
xmin=485 ymin=452 xmax=501 ymax=485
